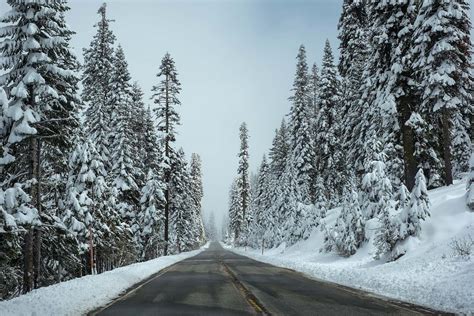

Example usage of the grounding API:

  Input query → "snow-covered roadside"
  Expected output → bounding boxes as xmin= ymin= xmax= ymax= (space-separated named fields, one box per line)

xmin=0 ymin=243 xmax=209 ymax=316
xmin=226 ymin=182 xmax=474 ymax=314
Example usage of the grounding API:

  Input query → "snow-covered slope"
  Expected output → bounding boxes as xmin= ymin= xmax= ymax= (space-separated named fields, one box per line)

xmin=0 ymin=244 xmax=208 ymax=316
xmin=229 ymin=181 xmax=474 ymax=314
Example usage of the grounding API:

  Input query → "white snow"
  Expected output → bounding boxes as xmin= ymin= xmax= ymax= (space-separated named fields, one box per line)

xmin=0 ymin=243 xmax=208 ymax=316
xmin=227 ymin=181 xmax=474 ymax=314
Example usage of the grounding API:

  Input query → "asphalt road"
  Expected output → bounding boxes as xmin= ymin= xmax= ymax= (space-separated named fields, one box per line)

xmin=95 ymin=242 xmax=444 ymax=316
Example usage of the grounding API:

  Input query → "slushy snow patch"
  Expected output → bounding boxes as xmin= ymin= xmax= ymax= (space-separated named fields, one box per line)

xmin=228 ymin=181 xmax=474 ymax=314
xmin=0 ymin=244 xmax=208 ymax=316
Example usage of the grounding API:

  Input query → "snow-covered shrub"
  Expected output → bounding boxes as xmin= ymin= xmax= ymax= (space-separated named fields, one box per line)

xmin=449 ymin=235 xmax=473 ymax=260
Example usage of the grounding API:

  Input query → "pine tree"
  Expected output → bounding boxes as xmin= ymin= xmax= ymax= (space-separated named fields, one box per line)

xmin=333 ymin=176 xmax=365 ymax=257
xmin=315 ymin=40 xmax=342 ymax=204
xmin=288 ymin=45 xmax=314 ymax=203
xmin=109 ymin=46 xmax=140 ymax=239
xmin=361 ymin=134 xmax=394 ymax=220
xmin=64 ymin=136 xmax=120 ymax=274
xmin=236 ymin=122 xmax=250 ymax=245
xmin=228 ymin=179 xmax=242 ymax=244
xmin=82 ymin=3 xmax=116 ymax=170
xmin=136 ymin=170 xmax=165 ymax=260
xmin=338 ymin=0 xmax=369 ymax=176
xmin=412 ymin=0 xmax=473 ymax=184
xmin=276 ymin=162 xmax=302 ymax=245
xmin=361 ymin=0 xmax=418 ymax=189
xmin=0 ymin=0 xmax=81 ymax=292
xmin=249 ymin=155 xmax=271 ymax=247
xmin=189 ymin=153 xmax=205 ymax=246
xmin=269 ymin=119 xmax=290 ymax=180
xmin=399 ymin=169 xmax=430 ymax=239
xmin=151 ymin=52 xmax=181 ymax=255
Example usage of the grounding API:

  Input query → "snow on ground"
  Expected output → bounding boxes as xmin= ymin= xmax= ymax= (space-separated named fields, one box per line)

xmin=0 ymin=243 xmax=209 ymax=316
xmin=228 ymin=181 xmax=474 ymax=314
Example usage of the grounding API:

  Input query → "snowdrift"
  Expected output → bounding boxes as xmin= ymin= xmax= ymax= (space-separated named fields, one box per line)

xmin=230 ymin=181 xmax=474 ymax=314
xmin=0 ymin=244 xmax=208 ymax=316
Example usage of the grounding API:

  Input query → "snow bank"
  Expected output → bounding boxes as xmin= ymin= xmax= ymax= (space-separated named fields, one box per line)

xmin=228 ymin=182 xmax=474 ymax=314
xmin=0 ymin=244 xmax=208 ymax=316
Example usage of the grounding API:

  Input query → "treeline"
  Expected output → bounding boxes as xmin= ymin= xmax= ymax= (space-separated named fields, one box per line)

xmin=227 ymin=0 xmax=472 ymax=259
xmin=0 ymin=2 xmax=205 ymax=300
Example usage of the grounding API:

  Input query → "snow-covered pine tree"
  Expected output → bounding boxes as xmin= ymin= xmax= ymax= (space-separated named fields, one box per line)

xmin=399 ymin=169 xmax=430 ymax=240
xmin=248 ymin=155 xmax=271 ymax=248
xmin=0 ymin=184 xmax=39 ymax=299
xmin=109 ymin=46 xmax=140 ymax=248
xmin=82 ymin=3 xmax=116 ymax=171
xmin=373 ymin=200 xmax=398 ymax=260
xmin=308 ymin=63 xmax=320 ymax=119
xmin=276 ymin=162 xmax=303 ymax=246
xmin=315 ymin=40 xmax=342 ymax=204
xmin=136 ymin=169 xmax=165 ymax=260
xmin=151 ymin=52 xmax=181 ymax=255
xmin=412 ymin=0 xmax=473 ymax=184
xmin=169 ymin=149 xmax=194 ymax=253
xmin=361 ymin=132 xmax=394 ymax=220
xmin=313 ymin=175 xmax=328 ymax=222
xmin=236 ymin=122 xmax=251 ymax=245
xmin=269 ymin=119 xmax=290 ymax=180
xmin=0 ymin=0 xmax=82 ymax=292
xmin=360 ymin=0 xmax=418 ymax=190
xmin=337 ymin=0 xmax=369 ymax=176
xmin=64 ymin=136 xmax=122 ymax=275
xmin=333 ymin=175 xmax=365 ymax=257
xmin=395 ymin=183 xmax=410 ymax=213
xmin=287 ymin=45 xmax=314 ymax=203
xmin=189 ymin=153 xmax=205 ymax=246
xmin=130 ymin=82 xmax=154 ymax=181
xmin=228 ymin=179 xmax=242 ymax=244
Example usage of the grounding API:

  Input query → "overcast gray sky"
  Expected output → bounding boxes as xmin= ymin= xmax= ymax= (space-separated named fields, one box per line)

xmin=0 ymin=0 xmax=342 ymax=227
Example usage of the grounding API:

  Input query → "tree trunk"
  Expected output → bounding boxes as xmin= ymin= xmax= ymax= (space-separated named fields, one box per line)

xmin=441 ymin=108 xmax=453 ymax=185
xmin=33 ymin=139 xmax=41 ymax=288
xmin=400 ymin=97 xmax=417 ymax=191
xmin=164 ymin=73 xmax=170 ymax=256
xmin=22 ymin=229 xmax=34 ymax=294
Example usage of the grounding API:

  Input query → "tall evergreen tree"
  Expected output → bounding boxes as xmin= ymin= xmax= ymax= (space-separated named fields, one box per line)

xmin=82 ymin=3 xmax=116 ymax=170
xmin=361 ymin=0 xmax=418 ymax=189
xmin=189 ymin=153 xmax=205 ymax=245
xmin=338 ymin=0 xmax=369 ymax=175
xmin=0 ymin=0 xmax=81 ymax=292
xmin=136 ymin=169 xmax=165 ymax=260
xmin=315 ymin=40 xmax=342 ymax=203
xmin=228 ymin=179 xmax=242 ymax=243
xmin=151 ymin=52 xmax=181 ymax=255
xmin=236 ymin=122 xmax=250 ymax=245
xmin=412 ymin=0 xmax=473 ymax=184
xmin=109 ymin=45 xmax=139 ymax=237
xmin=288 ymin=45 xmax=314 ymax=203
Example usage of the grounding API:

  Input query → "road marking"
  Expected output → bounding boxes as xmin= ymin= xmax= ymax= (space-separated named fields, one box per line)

xmin=219 ymin=258 xmax=272 ymax=316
